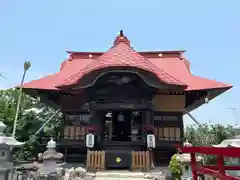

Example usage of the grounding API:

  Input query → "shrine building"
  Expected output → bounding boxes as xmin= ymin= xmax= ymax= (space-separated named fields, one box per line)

xmin=21 ymin=31 xmax=232 ymax=169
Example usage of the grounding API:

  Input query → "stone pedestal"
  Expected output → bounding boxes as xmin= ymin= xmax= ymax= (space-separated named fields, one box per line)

xmin=0 ymin=169 xmax=10 ymax=180
xmin=37 ymin=138 xmax=63 ymax=180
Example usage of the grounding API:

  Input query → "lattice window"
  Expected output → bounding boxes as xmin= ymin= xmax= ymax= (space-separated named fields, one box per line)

xmin=64 ymin=125 xmax=86 ymax=140
xmin=169 ymin=127 xmax=175 ymax=140
xmin=175 ymin=127 xmax=181 ymax=140
xmin=154 ymin=127 xmax=181 ymax=140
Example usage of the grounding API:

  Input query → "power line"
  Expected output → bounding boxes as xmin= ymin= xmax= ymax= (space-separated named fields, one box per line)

xmin=0 ymin=73 xmax=6 ymax=79
xmin=229 ymin=108 xmax=238 ymax=126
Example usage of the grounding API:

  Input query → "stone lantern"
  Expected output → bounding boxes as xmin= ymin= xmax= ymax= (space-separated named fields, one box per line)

xmin=37 ymin=138 xmax=63 ymax=180
xmin=176 ymin=141 xmax=203 ymax=180
xmin=0 ymin=121 xmax=24 ymax=180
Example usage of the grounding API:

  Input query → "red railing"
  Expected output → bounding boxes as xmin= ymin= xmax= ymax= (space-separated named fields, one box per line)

xmin=178 ymin=146 xmax=240 ymax=180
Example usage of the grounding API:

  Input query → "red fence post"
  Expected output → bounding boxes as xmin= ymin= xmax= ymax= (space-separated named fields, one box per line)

xmin=177 ymin=146 xmax=240 ymax=180
xmin=191 ymin=152 xmax=198 ymax=180
xmin=217 ymin=156 xmax=225 ymax=177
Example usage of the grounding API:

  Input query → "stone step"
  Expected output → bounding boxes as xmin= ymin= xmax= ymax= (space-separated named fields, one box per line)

xmin=94 ymin=176 xmax=166 ymax=180
xmin=95 ymin=171 xmax=145 ymax=178
xmin=85 ymin=171 xmax=167 ymax=180
xmin=95 ymin=178 xmax=146 ymax=180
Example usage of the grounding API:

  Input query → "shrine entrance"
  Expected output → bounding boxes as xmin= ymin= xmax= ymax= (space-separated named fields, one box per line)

xmin=103 ymin=111 xmax=143 ymax=141
xmin=112 ymin=111 xmax=132 ymax=141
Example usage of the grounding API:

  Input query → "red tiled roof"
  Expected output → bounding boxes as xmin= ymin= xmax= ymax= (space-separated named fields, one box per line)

xmin=21 ymin=55 xmax=232 ymax=91
xmin=21 ymin=33 xmax=232 ymax=92
xmin=21 ymin=73 xmax=59 ymax=90
xmin=20 ymin=57 xmax=93 ymax=90
xmin=56 ymin=36 xmax=187 ymax=88
xmin=149 ymin=57 xmax=232 ymax=91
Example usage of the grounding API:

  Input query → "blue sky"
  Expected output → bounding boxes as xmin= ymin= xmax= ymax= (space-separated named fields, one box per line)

xmin=0 ymin=0 xmax=239 ymax=125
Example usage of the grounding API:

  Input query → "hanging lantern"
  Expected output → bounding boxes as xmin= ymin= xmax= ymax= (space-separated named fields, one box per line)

xmin=86 ymin=133 xmax=95 ymax=148
xmin=205 ymin=96 xmax=209 ymax=104
xmin=205 ymin=91 xmax=210 ymax=104
xmin=147 ymin=134 xmax=156 ymax=148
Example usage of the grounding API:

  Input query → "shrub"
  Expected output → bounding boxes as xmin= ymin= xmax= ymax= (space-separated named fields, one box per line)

xmin=168 ymin=153 xmax=183 ymax=180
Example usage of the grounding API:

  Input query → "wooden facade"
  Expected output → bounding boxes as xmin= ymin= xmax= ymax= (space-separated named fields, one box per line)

xmin=40 ymin=89 xmax=186 ymax=166
xmin=36 ymin=70 xmax=216 ymax=168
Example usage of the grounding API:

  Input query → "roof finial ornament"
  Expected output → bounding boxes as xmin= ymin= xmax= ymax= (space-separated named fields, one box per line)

xmin=120 ymin=30 xmax=124 ymax=37
xmin=114 ymin=30 xmax=130 ymax=46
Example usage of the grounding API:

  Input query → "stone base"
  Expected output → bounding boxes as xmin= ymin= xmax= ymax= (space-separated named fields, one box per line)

xmin=90 ymin=168 xmax=169 ymax=180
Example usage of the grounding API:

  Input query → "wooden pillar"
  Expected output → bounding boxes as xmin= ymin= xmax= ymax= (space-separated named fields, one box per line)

xmin=145 ymin=110 xmax=155 ymax=167
xmin=91 ymin=111 xmax=104 ymax=150
xmin=64 ymin=147 xmax=68 ymax=162
xmin=190 ymin=152 xmax=198 ymax=180
xmin=144 ymin=110 xmax=154 ymax=132
xmin=150 ymin=110 xmax=155 ymax=167
xmin=146 ymin=110 xmax=150 ymax=125
xmin=180 ymin=114 xmax=184 ymax=143
xmin=60 ymin=100 xmax=65 ymax=138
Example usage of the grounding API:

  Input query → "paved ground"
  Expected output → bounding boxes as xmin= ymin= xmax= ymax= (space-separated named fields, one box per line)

xmin=84 ymin=168 xmax=170 ymax=180
xmin=18 ymin=163 xmax=171 ymax=179
xmin=150 ymin=166 xmax=171 ymax=177
xmin=94 ymin=171 xmax=146 ymax=180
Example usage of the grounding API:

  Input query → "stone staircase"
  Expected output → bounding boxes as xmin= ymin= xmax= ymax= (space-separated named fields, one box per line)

xmin=93 ymin=171 xmax=146 ymax=180
xmin=87 ymin=170 xmax=168 ymax=180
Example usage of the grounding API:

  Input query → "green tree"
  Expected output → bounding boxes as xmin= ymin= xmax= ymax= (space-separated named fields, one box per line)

xmin=185 ymin=123 xmax=234 ymax=146
xmin=184 ymin=123 xmax=235 ymax=164
xmin=0 ymin=88 xmax=62 ymax=160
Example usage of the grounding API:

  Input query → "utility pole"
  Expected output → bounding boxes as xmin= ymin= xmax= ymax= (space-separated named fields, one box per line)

xmin=229 ymin=108 xmax=238 ymax=126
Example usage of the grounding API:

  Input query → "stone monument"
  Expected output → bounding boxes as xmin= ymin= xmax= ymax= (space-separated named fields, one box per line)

xmin=0 ymin=121 xmax=24 ymax=180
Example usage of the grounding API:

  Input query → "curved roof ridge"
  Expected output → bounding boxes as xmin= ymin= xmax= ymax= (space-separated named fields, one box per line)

xmin=56 ymin=42 xmax=187 ymax=87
